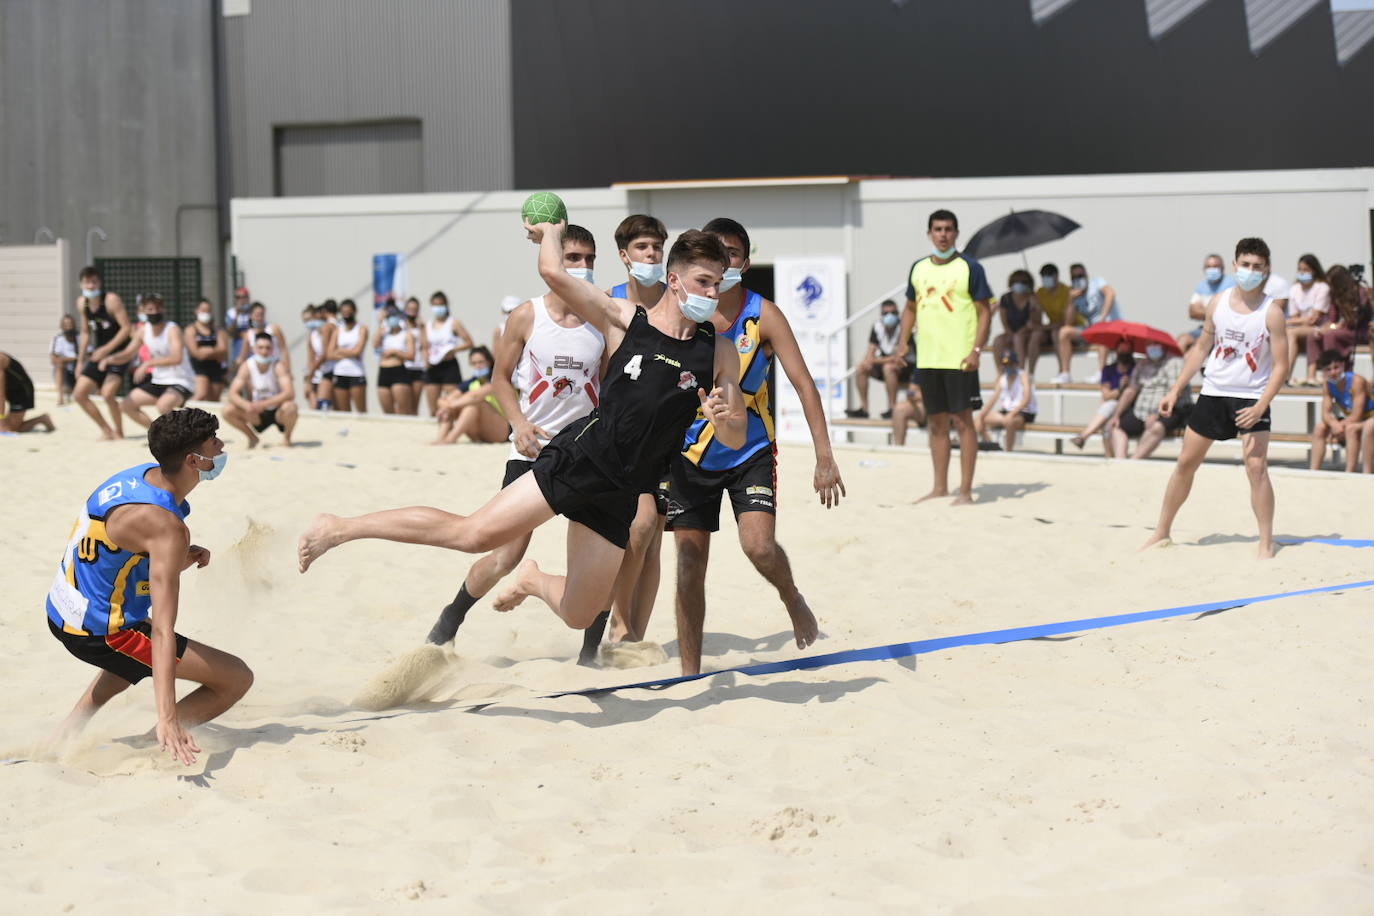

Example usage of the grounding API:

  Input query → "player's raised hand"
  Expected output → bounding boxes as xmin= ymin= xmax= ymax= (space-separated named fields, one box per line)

xmin=523 ymin=218 xmax=566 ymax=244
xmin=697 ymin=386 xmax=734 ymax=426
xmin=813 ymin=455 xmax=846 ymax=508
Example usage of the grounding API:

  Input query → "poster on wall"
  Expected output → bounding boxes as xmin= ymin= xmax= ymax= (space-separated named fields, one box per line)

xmin=372 ymin=253 xmax=406 ymax=311
xmin=772 ymin=255 xmax=847 ymax=444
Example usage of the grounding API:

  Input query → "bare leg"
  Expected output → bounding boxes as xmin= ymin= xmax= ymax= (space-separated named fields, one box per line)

xmin=1027 ymin=329 xmax=1044 ymax=378
xmin=424 ymin=383 xmax=440 ymax=416
xmin=101 ymin=376 xmax=125 ymax=438
xmin=1363 ymin=419 xmax=1374 ymax=473
xmin=167 ymin=639 xmax=255 ymax=727
xmin=393 ymin=384 xmax=415 ymax=416
xmin=490 ymin=523 xmax=625 ymax=628
xmin=277 ymin=402 xmax=298 ymax=446
xmin=351 ymin=384 xmax=367 ymax=413
xmin=1004 ymin=412 xmax=1026 ymax=452
xmin=193 ymin=375 xmax=210 ymax=401
xmin=855 ymin=361 xmax=874 ymax=414
xmin=737 ymin=511 xmax=818 ymax=652
xmin=73 ymin=375 xmax=116 ymax=439
xmin=378 ymin=385 xmax=395 ymax=414
xmin=1309 ymin=421 xmax=1329 ymax=471
xmin=1344 ymin=424 xmax=1360 ymax=473
xmin=951 ymin=408 xmax=977 ymax=504
xmin=919 ymin=412 xmax=952 ymax=501
xmin=1242 ymin=431 xmax=1275 ymax=558
xmin=1142 ymin=427 xmax=1213 ymax=550
xmin=465 ymin=532 xmax=535 ymax=598
xmin=1133 ymin=416 xmax=1171 ymax=459
xmin=298 ymin=473 xmax=555 ymax=572
xmin=221 ymin=405 xmax=261 ymax=448
xmin=53 ymin=669 xmax=132 ymax=744
xmin=155 ymin=390 xmax=186 ymax=415
xmin=1109 ymin=421 xmax=1129 ymax=459
xmin=333 ymin=383 xmax=352 ymax=412
xmin=881 ymin=363 xmax=901 ymax=413
xmin=1056 ymin=326 xmax=1077 ymax=375
xmin=673 ymin=527 xmax=711 ymax=676
xmin=610 ymin=495 xmax=663 ymax=642
xmin=121 ymin=388 xmax=158 ymax=430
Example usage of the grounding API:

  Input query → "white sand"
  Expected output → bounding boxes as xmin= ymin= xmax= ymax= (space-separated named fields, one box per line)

xmin=2 ymin=399 xmax=1373 ymax=913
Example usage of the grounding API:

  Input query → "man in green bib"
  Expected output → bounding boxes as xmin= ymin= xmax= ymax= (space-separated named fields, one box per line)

xmin=897 ymin=209 xmax=993 ymax=505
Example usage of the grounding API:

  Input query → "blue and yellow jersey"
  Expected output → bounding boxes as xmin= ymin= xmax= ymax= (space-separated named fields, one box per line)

xmin=45 ymin=463 xmax=190 ymax=636
xmin=682 ymin=289 xmax=774 ymax=471
xmin=610 ymin=282 xmax=629 ymax=299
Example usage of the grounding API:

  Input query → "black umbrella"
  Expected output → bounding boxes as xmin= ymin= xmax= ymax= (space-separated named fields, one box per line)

xmin=962 ymin=209 xmax=1080 ymax=262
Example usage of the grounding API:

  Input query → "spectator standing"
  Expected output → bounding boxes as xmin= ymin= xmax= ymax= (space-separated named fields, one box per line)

xmin=1071 ymin=340 xmax=1134 ymax=450
xmin=423 ymin=291 xmax=473 ymax=416
xmin=187 ymin=299 xmax=230 ymax=402
xmin=121 ymin=294 xmax=196 ymax=427
xmin=71 ymin=266 xmax=133 ymax=441
xmin=328 ymin=298 xmax=369 ymax=412
xmin=403 ymin=297 xmax=427 ymax=410
xmin=234 ymin=302 xmax=289 ymax=373
xmin=976 ymin=350 xmax=1037 ymax=451
xmin=376 ymin=306 xmax=417 ymax=415
xmin=895 ymin=209 xmax=993 ymax=505
xmin=305 ymin=300 xmax=337 ymax=411
xmin=1054 ymin=263 xmax=1121 ymax=384
xmin=991 ymin=269 xmax=1045 ymax=377
xmin=1284 ymin=254 xmax=1330 ymax=385
xmin=50 ymin=315 xmax=80 ymax=404
xmin=1108 ymin=343 xmax=1190 ymax=459
xmin=848 ymin=299 xmax=915 ymax=419
xmin=1305 ymin=265 xmax=1370 ymax=378
xmin=225 ymin=286 xmax=253 ymax=365
xmin=1310 ymin=348 xmax=1368 ymax=471
xmin=1178 ymin=254 xmax=1235 ymax=356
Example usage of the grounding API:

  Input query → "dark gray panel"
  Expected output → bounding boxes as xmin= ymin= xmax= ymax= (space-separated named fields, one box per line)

xmin=276 ymin=121 xmax=424 ymax=196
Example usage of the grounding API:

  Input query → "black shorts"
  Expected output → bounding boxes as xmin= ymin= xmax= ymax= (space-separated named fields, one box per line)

xmin=997 ymin=408 xmax=1037 ymax=423
xmin=868 ymin=362 xmax=915 ymax=384
xmin=4 ymin=359 xmax=36 ymax=412
xmin=136 ymin=381 xmax=192 ymax=402
xmin=530 ymin=427 xmax=637 ymax=549
xmin=1119 ymin=404 xmax=1190 ymax=437
xmin=423 ymin=360 xmax=462 ymax=386
xmin=377 ymin=365 xmax=410 ymax=388
xmin=49 ymin=618 xmax=188 ymax=685
xmin=502 ymin=458 xmax=534 ymax=488
xmin=407 ymin=367 xmax=425 ymax=383
xmin=331 ymin=373 xmax=366 ymax=390
xmin=253 ymin=406 xmax=285 ymax=433
xmin=918 ymin=368 xmax=980 ymax=415
xmin=1188 ymin=394 xmax=1271 ymax=441
xmin=80 ymin=360 xmax=131 ymax=386
xmin=191 ymin=360 xmax=225 ymax=383
xmin=61 ymin=364 xmax=77 ymax=392
xmin=662 ymin=447 xmax=778 ymax=533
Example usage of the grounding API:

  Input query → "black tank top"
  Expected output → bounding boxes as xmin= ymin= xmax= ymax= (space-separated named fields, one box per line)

xmin=84 ymin=294 xmax=118 ymax=349
xmin=577 ymin=305 xmax=717 ymax=490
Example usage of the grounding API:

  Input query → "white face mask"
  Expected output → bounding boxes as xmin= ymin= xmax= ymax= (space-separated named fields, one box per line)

xmin=718 ymin=267 xmax=743 ymax=293
xmin=628 ymin=261 xmax=665 ymax=286
xmin=674 ymin=278 xmax=717 ymax=323
xmin=196 ymin=312 xmax=212 ymax=324
xmin=252 ymin=354 xmax=274 ymax=368
xmin=566 ymin=267 xmax=594 ymax=284
xmin=1146 ymin=344 xmax=1164 ymax=361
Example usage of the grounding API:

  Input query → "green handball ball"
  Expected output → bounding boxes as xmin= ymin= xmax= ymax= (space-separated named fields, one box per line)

xmin=521 ymin=192 xmax=568 ymax=226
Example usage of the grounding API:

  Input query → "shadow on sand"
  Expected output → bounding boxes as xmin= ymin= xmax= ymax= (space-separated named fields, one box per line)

xmin=971 ymin=481 xmax=1050 ymax=504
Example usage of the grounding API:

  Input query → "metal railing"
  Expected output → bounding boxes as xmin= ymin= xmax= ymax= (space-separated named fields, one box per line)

xmin=821 ymin=283 xmax=907 ymax=422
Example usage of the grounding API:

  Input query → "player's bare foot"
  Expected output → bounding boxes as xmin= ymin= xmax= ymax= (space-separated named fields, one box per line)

xmin=35 ymin=414 xmax=55 ymax=432
xmin=785 ymin=592 xmax=819 ymax=650
xmin=914 ymin=489 xmax=949 ymax=504
xmin=99 ymin=428 xmax=118 ymax=441
xmin=492 ymin=559 xmax=539 ymax=611
xmin=298 ymin=513 xmax=344 ymax=572
xmin=246 ymin=433 xmax=261 ymax=449
xmin=1258 ymin=540 xmax=1276 ymax=559
xmin=1139 ymin=532 xmax=1172 ymax=552
xmin=951 ymin=492 xmax=974 ymax=506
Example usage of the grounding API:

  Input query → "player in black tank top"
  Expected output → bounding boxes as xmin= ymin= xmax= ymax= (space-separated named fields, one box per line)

xmin=298 ymin=222 xmax=746 ymax=647
xmin=72 ymin=271 xmax=135 ymax=440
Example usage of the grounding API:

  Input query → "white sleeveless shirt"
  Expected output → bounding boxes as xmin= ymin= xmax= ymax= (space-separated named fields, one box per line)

xmin=405 ymin=325 xmax=425 ymax=371
xmin=508 ymin=296 xmax=606 ymax=461
xmin=332 ymin=321 xmax=365 ymax=378
xmin=145 ymin=322 xmax=195 ymax=389
xmin=1201 ymin=291 xmax=1275 ymax=398
xmin=380 ymin=327 xmax=410 ymax=362
xmin=310 ymin=326 xmax=336 ymax=374
xmin=248 ymin=358 xmax=282 ymax=401
xmin=427 ymin=318 xmax=459 ymax=366
xmin=997 ymin=368 xmax=1038 ymax=414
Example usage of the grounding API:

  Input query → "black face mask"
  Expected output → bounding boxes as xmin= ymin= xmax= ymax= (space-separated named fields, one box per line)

xmin=342 ymin=314 xmax=356 ymax=325
xmin=145 ymin=312 xmax=165 ymax=325
xmin=63 ymin=329 xmax=77 ymax=339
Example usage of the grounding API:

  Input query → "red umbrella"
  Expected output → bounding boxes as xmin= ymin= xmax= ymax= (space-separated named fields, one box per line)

xmin=1081 ymin=320 xmax=1182 ymax=357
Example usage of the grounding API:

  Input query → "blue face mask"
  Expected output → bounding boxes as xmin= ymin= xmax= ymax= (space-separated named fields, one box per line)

xmin=1011 ymin=282 xmax=1030 ymax=295
xmin=1040 ymin=275 xmax=1057 ymax=290
xmin=1204 ymin=267 xmax=1223 ymax=283
xmin=629 ymin=261 xmax=665 ymax=286
xmin=1072 ymin=277 xmax=1088 ymax=291
xmin=881 ymin=312 xmax=899 ymax=328
xmin=82 ymin=288 xmax=101 ymax=299
xmin=932 ymin=245 xmax=957 ymax=259
xmin=1235 ymin=267 xmax=1265 ymax=291
xmin=386 ymin=316 xmax=403 ymax=331
xmin=674 ymin=278 xmax=717 ymax=323
xmin=305 ymin=319 xmax=324 ymax=330
xmin=432 ymin=305 xmax=448 ymax=319
xmin=566 ymin=267 xmax=594 ymax=284
xmin=1296 ymin=271 xmax=1313 ymax=284
xmin=718 ymin=267 xmax=743 ymax=293
xmin=193 ymin=451 xmax=228 ymax=482
xmin=472 ymin=366 xmax=491 ymax=379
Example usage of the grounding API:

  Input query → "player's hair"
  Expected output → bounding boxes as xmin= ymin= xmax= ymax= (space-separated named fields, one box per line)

xmin=301 ymin=303 xmax=316 ymax=315
xmin=469 ymin=345 xmax=494 ymax=365
xmin=1039 ymin=263 xmax=1059 ymax=277
xmin=1205 ymin=253 xmax=1224 ymax=264
xmin=927 ymin=209 xmax=958 ymax=231
xmin=1069 ymin=262 xmax=1086 ymax=275
xmin=149 ymin=408 xmax=220 ymax=475
xmin=430 ymin=291 xmax=448 ymax=305
xmin=1008 ymin=269 xmax=1034 ymax=289
xmin=881 ymin=299 xmax=897 ymax=309
xmin=249 ymin=301 xmax=266 ymax=314
xmin=141 ymin=293 xmax=164 ymax=309
xmin=1327 ymin=265 xmax=1361 ymax=325
xmin=253 ymin=331 xmax=274 ymax=344
xmin=614 ymin=214 xmax=667 ymax=250
xmin=702 ymin=217 xmax=750 ymax=257
xmin=563 ymin=224 xmax=596 ymax=251
xmin=1297 ymin=253 xmax=1326 ymax=282
xmin=405 ymin=296 xmax=420 ymax=307
xmin=665 ymin=230 xmax=729 ymax=276
xmin=1318 ymin=348 xmax=1346 ymax=368
xmin=79 ymin=266 xmax=102 ymax=283
xmin=320 ymin=299 xmax=339 ymax=315
xmin=1234 ymin=237 xmax=1270 ymax=264
xmin=339 ymin=298 xmax=356 ymax=310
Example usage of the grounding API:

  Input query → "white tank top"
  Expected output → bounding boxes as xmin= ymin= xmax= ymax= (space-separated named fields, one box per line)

xmin=998 ymin=369 xmax=1038 ymax=414
xmin=310 ymin=327 xmax=336 ymax=372
xmin=248 ymin=358 xmax=282 ymax=401
xmin=381 ymin=327 xmax=410 ymax=363
xmin=1201 ymin=291 xmax=1275 ymax=398
xmin=405 ymin=325 xmax=425 ymax=370
xmin=245 ymin=324 xmax=283 ymax=361
xmin=145 ymin=322 xmax=195 ymax=388
xmin=508 ymin=296 xmax=606 ymax=461
xmin=427 ymin=318 xmax=459 ymax=366
xmin=332 ymin=322 xmax=365 ymax=377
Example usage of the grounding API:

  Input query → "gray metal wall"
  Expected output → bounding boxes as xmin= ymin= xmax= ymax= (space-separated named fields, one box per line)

xmin=0 ymin=0 xmax=223 ymax=312
xmin=275 ymin=120 xmax=424 ymax=196
xmin=223 ymin=0 xmax=513 ymax=198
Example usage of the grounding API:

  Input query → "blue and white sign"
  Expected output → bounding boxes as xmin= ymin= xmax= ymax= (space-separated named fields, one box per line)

xmin=773 ymin=255 xmax=847 ymax=444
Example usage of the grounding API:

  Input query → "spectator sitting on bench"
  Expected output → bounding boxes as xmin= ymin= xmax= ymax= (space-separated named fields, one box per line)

xmin=1311 ymin=348 xmax=1369 ymax=472
xmin=1071 ymin=340 xmax=1134 ymax=450
xmin=890 ymin=380 xmax=926 ymax=446
xmin=976 ymin=350 xmax=1037 ymax=452
xmin=1108 ymin=343 xmax=1190 ymax=459
xmin=1303 ymin=265 xmax=1372 ymax=386
xmin=991 ymin=269 xmax=1045 ymax=378
xmin=1053 ymin=263 xmax=1121 ymax=385
xmin=847 ymin=299 xmax=915 ymax=419
xmin=1177 ymin=253 xmax=1234 ymax=357
xmin=1284 ymin=254 xmax=1329 ymax=386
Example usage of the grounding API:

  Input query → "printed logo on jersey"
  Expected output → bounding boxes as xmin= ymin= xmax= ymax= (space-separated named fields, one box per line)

xmin=737 ymin=335 xmax=755 ymax=356
xmin=137 ymin=581 xmax=151 ymax=596
xmin=530 ymin=351 xmax=591 ymax=403
xmin=745 ymin=485 xmax=773 ymax=497
xmin=98 ymin=482 xmax=123 ymax=505
xmin=678 ymin=371 xmax=698 ymax=391
xmin=653 ymin=353 xmax=682 ymax=369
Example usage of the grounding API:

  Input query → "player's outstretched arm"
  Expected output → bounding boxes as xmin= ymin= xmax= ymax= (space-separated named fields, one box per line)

xmin=529 ymin=220 xmax=632 ymax=337
xmin=760 ymin=300 xmax=844 ymax=506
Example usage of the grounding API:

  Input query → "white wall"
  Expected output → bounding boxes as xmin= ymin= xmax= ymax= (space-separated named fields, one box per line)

xmin=0 ymin=240 xmax=69 ymax=384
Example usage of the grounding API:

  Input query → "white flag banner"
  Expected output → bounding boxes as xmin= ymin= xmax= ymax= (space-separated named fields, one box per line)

xmin=772 ymin=255 xmax=847 ymax=444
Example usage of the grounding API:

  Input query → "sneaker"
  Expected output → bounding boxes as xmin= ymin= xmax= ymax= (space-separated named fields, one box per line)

xmin=1082 ymin=370 xmax=1101 ymax=384
xmin=880 ymin=409 xmax=893 ymax=420
xmin=1052 ymin=372 xmax=1072 ymax=385
xmin=844 ymin=408 xmax=869 ymax=419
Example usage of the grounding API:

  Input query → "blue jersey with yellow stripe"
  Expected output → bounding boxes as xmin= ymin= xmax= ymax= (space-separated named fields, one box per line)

xmin=45 ymin=463 xmax=190 ymax=636
xmin=682 ymin=289 xmax=774 ymax=471
xmin=610 ymin=282 xmax=629 ymax=299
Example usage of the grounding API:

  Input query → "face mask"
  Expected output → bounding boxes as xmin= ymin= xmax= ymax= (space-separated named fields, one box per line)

xmin=881 ymin=312 xmax=899 ymax=328
xmin=145 ymin=312 xmax=165 ymax=325
xmin=1204 ymin=267 xmax=1223 ymax=283
xmin=432 ymin=305 xmax=448 ymax=319
xmin=305 ymin=319 xmax=324 ymax=331
xmin=629 ymin=261 xmax=665 ymax=286
xmin=932 ymin=245 xmax=957 ymax=259
xmin=342 ymin=314 xmax=356 ymax=325
xmin=1234 ymin=267 xmax=1265 ymax=291
xmin=82 ymin=288 xmax=100 ymax=299
xmin=674 ymin=279 xmax=717 ymax=323
xmin=63 ymin=329 xmax=77 ymax=339
xmin=251 ymin=319 xmax=265 ymax=329
xmin=1296 ymin=271 xmax=1313 ymax=284
xmin=1146 ymin=344 xmax=1164 ymax=361
xmin=192 ymin=451 xmax=228 ymax=482
xmin=471 ymin=366 xmax=491 ymax=379
xmin=252 ymin=355 xmax=273 ymax=368
xmin=1011 ymin=282 xmax=1030 ymax=295
xmin=196 ymin=312 xmax=213 ymax=324
xmin=718 ymin=267 xmax=743 ymax=293
xmin=566 ymin=267 xmax=594 ymax=284
xmin=1072 ymin=277 xmax=1088 ymax=290
xmin=386 ymin=316 xmax=403 ymax=331
xmin=1040 ymin=276 xmax=1057 ymax=290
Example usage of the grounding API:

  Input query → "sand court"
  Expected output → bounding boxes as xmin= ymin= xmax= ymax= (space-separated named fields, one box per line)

xmin=2 ymin=402 xmax=1372 ymax=912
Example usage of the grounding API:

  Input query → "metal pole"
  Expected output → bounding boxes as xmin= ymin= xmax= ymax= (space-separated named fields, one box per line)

xmin=34 ymin=227 xmax=55 ymax=244
xmin=85 ymin=227 xmax=107 ymax=267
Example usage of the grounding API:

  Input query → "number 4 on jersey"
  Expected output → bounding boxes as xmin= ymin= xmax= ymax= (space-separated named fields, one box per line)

xmin=623 ymin=354 xmax=643 ymax=380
